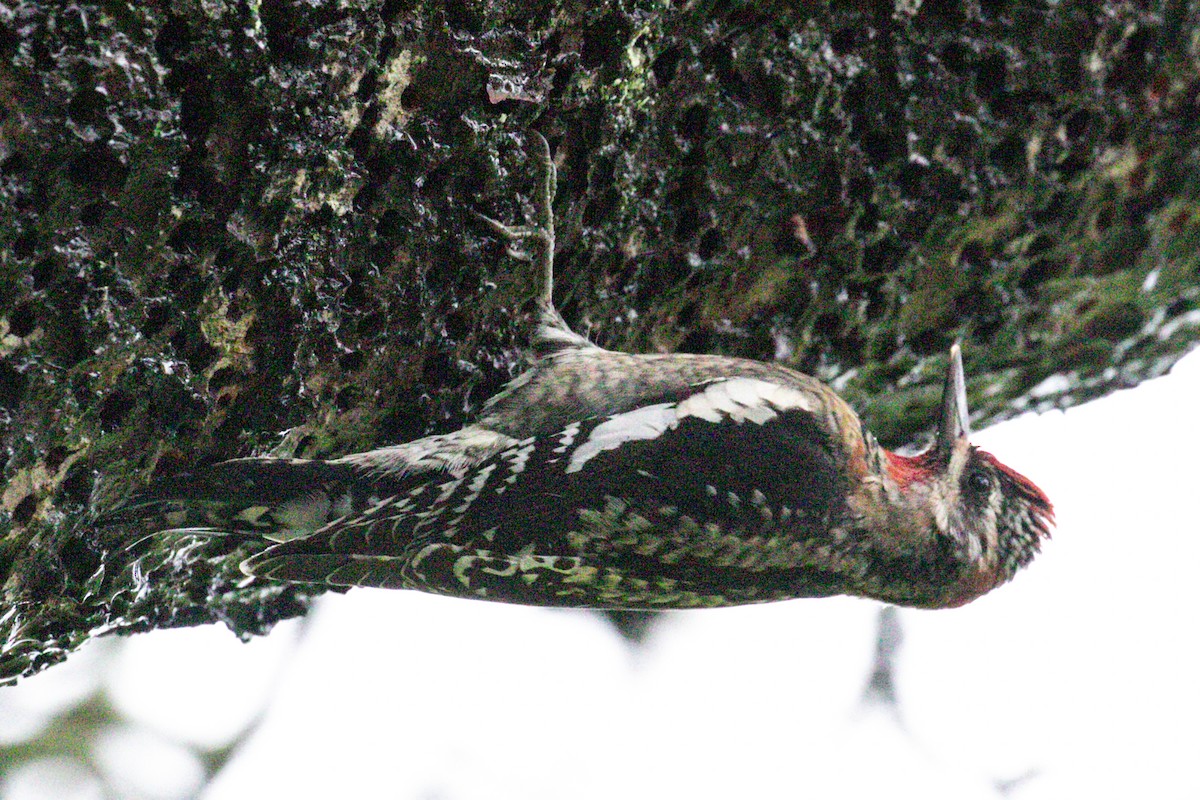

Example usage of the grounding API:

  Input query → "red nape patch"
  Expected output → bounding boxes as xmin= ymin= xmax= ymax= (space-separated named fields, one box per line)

xmin=883 ymin=450 xmax=937 ymax=488
xmin=976 ymin=450 xmax=1056 ymax=533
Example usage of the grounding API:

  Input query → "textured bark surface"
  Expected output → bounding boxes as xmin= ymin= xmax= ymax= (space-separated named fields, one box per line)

xmin=2 ymin=0 xmax=1198 ymax=681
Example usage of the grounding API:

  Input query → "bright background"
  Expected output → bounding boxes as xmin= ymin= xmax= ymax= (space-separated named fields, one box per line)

xmin=2 ymin=348 xmax=1198 ymax=800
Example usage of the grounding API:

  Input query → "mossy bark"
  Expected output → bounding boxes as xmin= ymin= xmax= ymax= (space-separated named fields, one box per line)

xmin=2 ymin=0 xmax=1198 ymax=681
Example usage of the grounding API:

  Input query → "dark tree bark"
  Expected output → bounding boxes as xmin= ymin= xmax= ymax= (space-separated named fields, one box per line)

xmin=2 ymin=0 xmax=1198 ymax=681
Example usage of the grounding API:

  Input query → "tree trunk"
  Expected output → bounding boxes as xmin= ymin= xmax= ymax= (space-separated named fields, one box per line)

xmin=2 ymin=0 xmax=1198 ymax=681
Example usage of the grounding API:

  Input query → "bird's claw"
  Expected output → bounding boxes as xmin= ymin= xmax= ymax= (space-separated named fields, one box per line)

xmin=472 ymin=210 xmax=535 ymax=240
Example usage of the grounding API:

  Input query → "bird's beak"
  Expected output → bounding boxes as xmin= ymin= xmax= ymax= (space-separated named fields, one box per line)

xmin=935 ymin=343 xmax=971 ymax=461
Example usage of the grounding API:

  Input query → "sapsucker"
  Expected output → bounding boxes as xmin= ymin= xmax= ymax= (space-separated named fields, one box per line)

xmin=104 ymin=134 xmax=1053 ymax=610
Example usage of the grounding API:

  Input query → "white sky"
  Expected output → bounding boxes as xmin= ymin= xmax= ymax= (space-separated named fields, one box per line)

xmin=2 ymin=348 xmax=1198 ymax=800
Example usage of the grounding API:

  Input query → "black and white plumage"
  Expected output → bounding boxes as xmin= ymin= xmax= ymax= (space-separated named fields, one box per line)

xmin=105 ymin=134 xmax=1053 ymax=610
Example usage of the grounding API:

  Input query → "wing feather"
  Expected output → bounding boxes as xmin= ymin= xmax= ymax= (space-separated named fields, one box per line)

xmin=242 ymin=377 xmax=850 ymax=608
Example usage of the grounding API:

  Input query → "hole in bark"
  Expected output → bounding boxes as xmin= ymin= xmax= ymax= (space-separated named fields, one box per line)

xmin=99 ymin=390 xmax=136 ymax=428
xmin=13 ymin=494 xmax=37 ymax=524
xmin=0 ymin=361 xmax=28 ymax=409
xmin=9 ymin=301 xmax=37 ymax=337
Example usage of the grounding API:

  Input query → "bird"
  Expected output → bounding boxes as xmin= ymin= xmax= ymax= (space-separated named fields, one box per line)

xmin=103 ymin=133 xmax=1053 ymax=610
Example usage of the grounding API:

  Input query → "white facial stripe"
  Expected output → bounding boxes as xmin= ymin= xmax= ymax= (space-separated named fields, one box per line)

xmin=931 ymin=438 xmax=973 ymax=536
xmin=565 ymin=378 xmax=812 ymax=474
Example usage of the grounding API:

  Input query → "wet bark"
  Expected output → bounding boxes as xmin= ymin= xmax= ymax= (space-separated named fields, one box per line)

xmin=2 ymin=0 xmax=1198 ymax=680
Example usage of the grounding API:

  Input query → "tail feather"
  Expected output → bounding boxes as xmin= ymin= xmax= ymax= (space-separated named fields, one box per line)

xmin=99 ymin=458 xmax=380 ymax=542
xmin=242 ymin=551 xmax=408 ymax=589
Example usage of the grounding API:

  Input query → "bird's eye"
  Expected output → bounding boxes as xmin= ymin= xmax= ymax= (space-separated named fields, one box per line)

xmin=966 ymin=471 xmax=991 ymax=494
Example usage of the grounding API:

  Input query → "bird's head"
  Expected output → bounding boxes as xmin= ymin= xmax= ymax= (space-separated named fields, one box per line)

xmin=884 ymin=345 xmax=1054 ymax=606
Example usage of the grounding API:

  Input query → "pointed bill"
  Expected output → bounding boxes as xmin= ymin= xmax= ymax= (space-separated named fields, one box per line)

xmin=935 ymin=343 xmax=971 ymax=460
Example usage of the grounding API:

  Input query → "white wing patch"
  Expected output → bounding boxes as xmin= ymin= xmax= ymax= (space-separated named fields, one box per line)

xmin=564 ymin=404 xmax=677 ymax=474
xmin=565 ymin=378 xmax=813 ymax=474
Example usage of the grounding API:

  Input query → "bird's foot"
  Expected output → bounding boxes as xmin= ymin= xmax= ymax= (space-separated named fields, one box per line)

xmin=475 ymin=131 xmax=558 ymax=311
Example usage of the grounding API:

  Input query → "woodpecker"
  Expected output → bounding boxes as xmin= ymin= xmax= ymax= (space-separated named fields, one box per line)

xmin=105 ymin=134 xmax=1053 ymax=610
